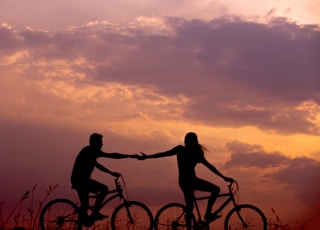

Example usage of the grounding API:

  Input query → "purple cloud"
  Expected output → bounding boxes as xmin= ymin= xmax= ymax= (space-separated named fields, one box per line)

xmin=1 ymin=16 xmax=319 ymax=135
xmin=225 ymin=141 xmax=288 ymax=168
xmin=225 ymin=140 xmax=320 ymax=204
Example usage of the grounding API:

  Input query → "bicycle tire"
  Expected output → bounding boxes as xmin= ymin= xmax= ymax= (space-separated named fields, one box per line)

xmin=110 ymin=200 xmax=153 ymax=230
xmin=154 ymin=203 xmax=197 ymax=230
xmin=39 ymin=198 xmax=80 ymax=230
xmin=224 ymin=204 xmax=267 ymax=230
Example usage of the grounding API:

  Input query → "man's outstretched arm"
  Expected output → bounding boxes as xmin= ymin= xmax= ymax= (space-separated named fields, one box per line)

xmin=100 ymin=151 xmax=139 ymax=159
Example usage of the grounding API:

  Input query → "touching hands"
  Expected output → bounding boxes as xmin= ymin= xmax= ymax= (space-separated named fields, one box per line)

xmin=137 ymin=152 xmax=147 ymax=160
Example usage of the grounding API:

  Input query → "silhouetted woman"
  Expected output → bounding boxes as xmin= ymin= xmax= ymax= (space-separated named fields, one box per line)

xmin=140 ymin=132 xmax=233 ymax=227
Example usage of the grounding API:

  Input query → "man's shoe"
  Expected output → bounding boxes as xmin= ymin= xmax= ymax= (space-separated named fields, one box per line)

xmin=80 ymin=215 xmax=94 ymax=227
xmin=204 ymin=212 xmax=222 ymax=221
xmin=196 ymin=220 xmax=209 ymax=230
xmin=83 ymin=218 xmax=94 ymax=227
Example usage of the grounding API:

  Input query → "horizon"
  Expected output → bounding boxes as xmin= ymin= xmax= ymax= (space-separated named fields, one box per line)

xmin=1 ymin=1 xmax=320 ymax=229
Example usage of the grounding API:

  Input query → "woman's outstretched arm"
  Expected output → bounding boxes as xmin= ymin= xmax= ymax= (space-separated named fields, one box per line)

xmin=139 ymin=145 xmax=181 ymax=160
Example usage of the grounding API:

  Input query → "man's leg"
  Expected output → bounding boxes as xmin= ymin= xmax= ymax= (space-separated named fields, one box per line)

xmin=89 ymin=180 xmax=109 ymax=219
xmin=76 ymin=189 xmax=89 ymax=220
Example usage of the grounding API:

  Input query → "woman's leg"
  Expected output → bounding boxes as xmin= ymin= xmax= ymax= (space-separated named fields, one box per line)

xmin=194 ymin=178 xmax=220 ymax=220
xmin=181 ymin=188 xmax=195 ymax=230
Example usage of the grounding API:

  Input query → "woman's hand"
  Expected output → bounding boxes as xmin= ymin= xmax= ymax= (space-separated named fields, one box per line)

xmin=137 ymin=152 xmax=147 ymax=160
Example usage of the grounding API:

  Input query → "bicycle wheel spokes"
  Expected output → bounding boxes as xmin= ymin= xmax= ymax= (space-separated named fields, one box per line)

xmin=40 ymin=199 xmax=79 ymax=230
xmin=111 ymin=201 xmax=153 ymax=230
xmin=224 ymin=204 xmax=267 ymax=230
xmin=155 ymin=203 xmax=196 ymax=230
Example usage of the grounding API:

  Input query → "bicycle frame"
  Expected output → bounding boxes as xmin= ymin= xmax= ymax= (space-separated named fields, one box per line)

xmin=84 ymin=176 xmax=138 ymax=226
xmin=89 ymin=176 xmax=127 ymax=212
xmin=40 ymin=175 xmax=154 ymax=230
xmin=96 ymin=176 xmax=148 ymax=226
xmin=193 ymin=181 xmax=238 ymax=223
xmin=154 ymin=180 xmax=266 ymax=230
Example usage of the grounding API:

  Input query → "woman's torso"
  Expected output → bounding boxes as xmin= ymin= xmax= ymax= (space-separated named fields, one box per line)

xmin=175 ymin=145 xmax=204 ymax=188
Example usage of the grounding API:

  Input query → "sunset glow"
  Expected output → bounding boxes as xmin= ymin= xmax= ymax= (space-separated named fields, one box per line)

xmin=1 ymin=0 xmax=320 ymax=229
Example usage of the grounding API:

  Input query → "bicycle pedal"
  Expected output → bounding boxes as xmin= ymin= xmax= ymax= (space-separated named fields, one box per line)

xmin=196 ymin=221 xmax=207 ymax=226
xmin=205 ymin=213 xmax=222 ymax=222
xmin=91 ymin=213 xmax=109 ymax=221
xmin=211 ymin=214 xmax=222 ymax=221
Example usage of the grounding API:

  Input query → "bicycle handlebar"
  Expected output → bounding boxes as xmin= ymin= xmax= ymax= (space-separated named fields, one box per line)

xmin=227 ymin=179 xmax=238 ymax=191
xmin=114 ymin=174 xmax=124 ymax=184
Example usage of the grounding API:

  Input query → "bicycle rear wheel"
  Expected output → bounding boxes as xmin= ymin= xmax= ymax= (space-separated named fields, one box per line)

xmin=224 ymin=204 xmax=267 ymax=230
xmin=39 ymin=198 xmax=80 ymax=230
xmin=110 ymin=200 xmax=153 ymax=230
xmin=155 ymin=203 xmax=196 ymax=230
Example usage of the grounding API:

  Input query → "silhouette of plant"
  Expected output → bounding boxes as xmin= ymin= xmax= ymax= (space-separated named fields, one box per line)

xmin=30 ymin=184 xmax=59 ymax=230
xmin=1 ymin=191 xmax=29 ymax=229
xmin=268 ymin=208 xmax=301 ymax=230
xmin=0 ymin=184 xmax=58 ymax=230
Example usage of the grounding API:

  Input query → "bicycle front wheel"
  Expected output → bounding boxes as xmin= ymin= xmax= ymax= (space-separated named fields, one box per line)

xmin=224 ymin=204 xmax=267 ymax=230
xmin=110 ymin=200 xmax=153 ymax=230
xmin=155 ymin=203 xmax=196 ymax=230
xmin=39 ymin=198 xmax=80 ymax=230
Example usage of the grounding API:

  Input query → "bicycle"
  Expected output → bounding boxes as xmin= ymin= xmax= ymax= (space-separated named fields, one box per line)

xmin=154 ymin=180 xmax=267 ymax=230
xmin=39 ymin=175 xmax=154 ymax=230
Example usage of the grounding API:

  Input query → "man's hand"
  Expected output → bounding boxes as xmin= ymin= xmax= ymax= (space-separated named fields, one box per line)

xmin=112 ymin=172 xmax=121 ymax=178
xmin=137 ymin=152 xmax=147 ymax=160
xmin=224 ymin=177 xmax=234 ymax=183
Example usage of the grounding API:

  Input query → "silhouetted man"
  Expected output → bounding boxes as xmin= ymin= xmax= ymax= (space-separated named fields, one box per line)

xmin=71 ymin=133 xmax=139 ymax=222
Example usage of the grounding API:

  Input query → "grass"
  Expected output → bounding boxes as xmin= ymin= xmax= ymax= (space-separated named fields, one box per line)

xmin=0 ymin=184 xmax=58 ymax=230
xmin=267 ymin=208 xmax=304 ymax=230
xmin=0 ymin=183 xmax=113 ymax=230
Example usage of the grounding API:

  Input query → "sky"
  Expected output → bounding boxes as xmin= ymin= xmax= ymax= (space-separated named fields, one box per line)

xmin=0 ymin=0 xmax=320 ymax=229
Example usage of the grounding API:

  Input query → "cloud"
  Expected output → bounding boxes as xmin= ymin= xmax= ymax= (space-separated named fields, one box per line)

xmin=225 ymin=141 xmax=288 ymax=168
xmin=0 ymin=16 xmax=320 ymax=137
xmin=225 ymin=140 xmax=320 ymax=205
xmin=266 ymin=157 xmax=320 ymax=204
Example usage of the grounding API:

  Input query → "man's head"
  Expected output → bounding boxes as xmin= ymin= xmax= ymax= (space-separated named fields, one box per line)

xmin=89 ymin=133 xmax=103 ymax=150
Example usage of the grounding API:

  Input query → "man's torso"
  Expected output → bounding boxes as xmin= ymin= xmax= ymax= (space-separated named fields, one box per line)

xmin=71 ymin=146 xmax=97 ymax=187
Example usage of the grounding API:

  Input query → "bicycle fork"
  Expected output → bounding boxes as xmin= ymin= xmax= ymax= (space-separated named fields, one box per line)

xmin=233 ymin=206 xmax=248 ymax=228
xmin=123 ymin=201 xmax=135 ymax=224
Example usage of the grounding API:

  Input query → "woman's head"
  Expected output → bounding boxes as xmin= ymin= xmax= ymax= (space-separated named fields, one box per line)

xmin=184 ymin=132 xmax=207 ymax=155
xmin=184 ymin=132 xmax=199 ymax=147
